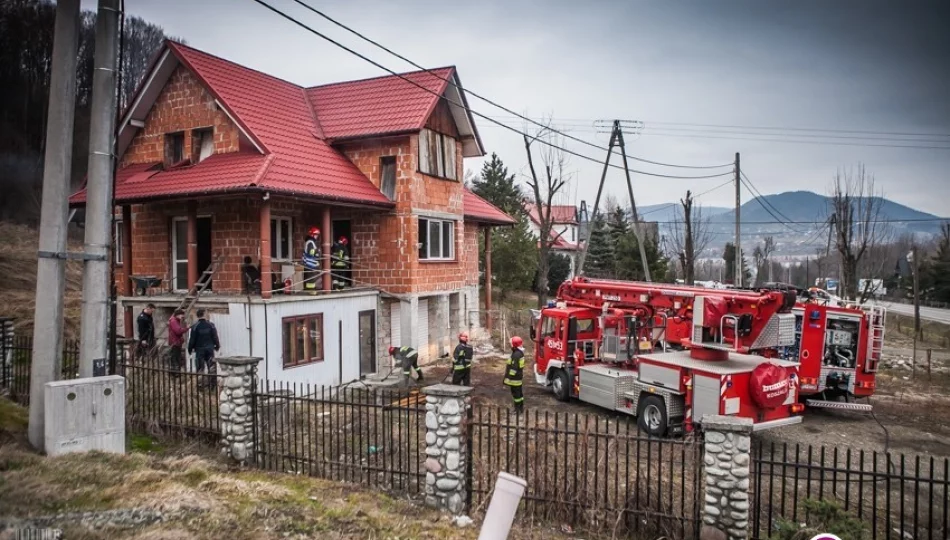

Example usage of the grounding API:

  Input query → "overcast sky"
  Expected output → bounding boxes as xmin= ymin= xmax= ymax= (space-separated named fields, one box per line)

xmin=97 ymin=0 xmax=950 ymax=215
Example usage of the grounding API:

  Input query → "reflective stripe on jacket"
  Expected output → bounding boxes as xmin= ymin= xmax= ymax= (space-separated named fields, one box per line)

xmin=503 ymin=348 xmax=526 ymax=386
xmin=302 ymin=238 xmax=319 ymax=269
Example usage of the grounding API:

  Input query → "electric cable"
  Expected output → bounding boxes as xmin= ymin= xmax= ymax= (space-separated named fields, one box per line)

xmin=250 ymin=0 xmax=736 ymax=180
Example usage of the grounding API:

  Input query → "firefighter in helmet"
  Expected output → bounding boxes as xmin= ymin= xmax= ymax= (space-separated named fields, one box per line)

xmin=389 ymin=345 xmax=423 ymax=386
xmin=302 ymin=226 xmax=321 ymax=292
xmin=503 ymin=336 xmax=526 ymax=413
xmin=330 ymin=235 xmax=350 ymax=290
xmin=452 ymin=331 xmax=474 ymax=386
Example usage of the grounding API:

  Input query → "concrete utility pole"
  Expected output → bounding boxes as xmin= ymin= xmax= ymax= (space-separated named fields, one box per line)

xmin=29 ymin=0 xmax=82 ymax=451
xmin=615 ymin=121 xmax=652 ymax=282
xmin=734 ymin=152 xmax=741 ymax=287
xmin=79 ymin=0 xmax=122 ymax=378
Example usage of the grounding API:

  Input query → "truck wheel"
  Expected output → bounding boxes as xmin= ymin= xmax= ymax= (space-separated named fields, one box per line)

xmin=551 ymin=369 xmax=571 ymax=402
xmin=637 ymin=395 xmax=668 ymax=437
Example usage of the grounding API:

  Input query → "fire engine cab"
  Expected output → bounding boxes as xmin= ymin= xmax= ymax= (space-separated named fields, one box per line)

xmin=532 ymin=277 xmax=805 ymax=436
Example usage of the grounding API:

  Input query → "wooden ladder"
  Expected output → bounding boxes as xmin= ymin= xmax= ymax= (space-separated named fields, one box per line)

xmin=175 ymin=253 xmax=224 ymax=317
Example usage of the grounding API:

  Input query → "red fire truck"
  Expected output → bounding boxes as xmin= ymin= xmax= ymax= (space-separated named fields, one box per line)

xmin=776 ymin=301 xmax=886 ymax=412
xmin=531 ymin=277 xmax=805 ymax=436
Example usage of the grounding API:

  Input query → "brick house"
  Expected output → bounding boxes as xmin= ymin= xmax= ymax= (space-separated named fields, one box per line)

xmin=69 ymin=41 xmax=514 ymax=385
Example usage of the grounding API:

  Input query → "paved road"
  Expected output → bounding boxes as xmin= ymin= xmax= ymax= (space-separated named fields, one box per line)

xmin=880 ymin=301 xmax=950 ymax=325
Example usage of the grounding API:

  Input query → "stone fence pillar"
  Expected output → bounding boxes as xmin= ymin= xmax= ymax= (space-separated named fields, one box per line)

xmin=421 ymin=384 xmax=473 ymax=515
xmin=701 ymin=415 xmax=753 ymax=540
xmin=217 ymin=356 xmax=262 ymax=465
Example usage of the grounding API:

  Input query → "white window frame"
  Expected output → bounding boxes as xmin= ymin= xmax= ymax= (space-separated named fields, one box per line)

xmin=114 ymin=220 xmax=124 ymax=265
xmin=271 ymin=216 xmax=292 ymax=261
xmin=418 ymin=217 xmax=456 ymax=261
xmin=418 ymin=128 xmax=457 ymax=181
xmin=171 ymin=217 xmax=188 ymax=291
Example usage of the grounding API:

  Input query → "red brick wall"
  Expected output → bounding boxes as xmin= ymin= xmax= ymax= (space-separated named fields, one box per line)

xmin=121 ymin=65 xmax=241 ymax=167
xmin=462 ymin=224 xmax=480 ymax=288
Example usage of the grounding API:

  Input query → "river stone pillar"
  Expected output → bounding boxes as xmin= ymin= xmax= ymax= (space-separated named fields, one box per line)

xmin=217 ymin=356 xmax=262 ymax=465
xmin=421 ymin=383 xmax=473 ymax=514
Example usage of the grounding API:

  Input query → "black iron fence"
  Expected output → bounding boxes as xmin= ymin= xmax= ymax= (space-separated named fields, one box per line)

xmin=253 ymin=381 xmax=427 ymax=497
xmin=752 ymin=441 xmax=950 ymax=540
xmin=122 ymin=361 xmax=224 ymax=441
xmin=1 ymin=334 xmax=80 ymax=406
xmin=469 ymin=408 xmax=703 ymax=539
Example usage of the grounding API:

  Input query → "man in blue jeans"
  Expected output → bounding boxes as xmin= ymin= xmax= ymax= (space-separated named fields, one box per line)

xmin=188 ymin=309 xmax=220 ymax=390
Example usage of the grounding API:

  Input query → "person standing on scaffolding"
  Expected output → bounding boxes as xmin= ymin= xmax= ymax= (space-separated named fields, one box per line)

xmin=330 ymin=235 xmax=350 ymax=290
xmin=302 ymin=226 xmax=321 ymax=293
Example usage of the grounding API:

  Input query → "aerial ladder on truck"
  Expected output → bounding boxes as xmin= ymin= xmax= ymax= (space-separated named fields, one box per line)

xmin=531 ymin=277 xmax=805 ymax=436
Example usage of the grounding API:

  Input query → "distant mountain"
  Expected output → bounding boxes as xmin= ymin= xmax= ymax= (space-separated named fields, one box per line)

xmin=636 ymin=190 xmax=944 ymax=257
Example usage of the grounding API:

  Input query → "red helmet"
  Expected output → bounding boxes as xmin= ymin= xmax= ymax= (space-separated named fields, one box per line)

xmin=510 ymin=336 xmax=523 ymax=348
xmin=308 ymin=227 xmax=320 ymax=237
xmin=338 ymin=236 xmax=348 ymax=245
xmin=388 ymin=346 xmax=397 ymax=356
xmin=458 ymin=331 xmax=469 ymax=343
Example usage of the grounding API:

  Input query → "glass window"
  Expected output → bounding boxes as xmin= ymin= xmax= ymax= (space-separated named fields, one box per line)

xmin=418 ymin=218 xmax=455 ymax=261
xmin=270 ymin=217 xmax=292 ymax=260
xmin=282 ymin=314 xmax=324 ymax=368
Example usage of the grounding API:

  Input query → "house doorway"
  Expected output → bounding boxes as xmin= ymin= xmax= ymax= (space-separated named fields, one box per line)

xmin=172 ymin=216 xmax=212 ymax=291
xmin=358 ymin=310 xmax=376 ymax=376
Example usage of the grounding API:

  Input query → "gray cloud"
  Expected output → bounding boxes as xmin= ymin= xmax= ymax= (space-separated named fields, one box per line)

xmin=109 ymin=0 xmax=950 ymax=215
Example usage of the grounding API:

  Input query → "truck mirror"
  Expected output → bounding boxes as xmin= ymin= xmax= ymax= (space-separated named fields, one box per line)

xmin=529 ymin=325 xmax=536 ymax=341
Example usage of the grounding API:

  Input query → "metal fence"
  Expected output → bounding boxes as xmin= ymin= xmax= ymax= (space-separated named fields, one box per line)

xmin=1 ymin=334 xmax=80 ymax=406
xmin=122 ymin=361 xmax=224 ymax=441
xmin=253 ymin=381 xmax=427 ymax=497
xmin=469 ymin=408 xmax=703 ymax=539
xmin=752 ymin=441 xmax=950 ymax=540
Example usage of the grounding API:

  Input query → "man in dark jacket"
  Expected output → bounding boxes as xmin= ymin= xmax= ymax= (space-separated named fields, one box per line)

xmin=451 ymin=332 xmax=474 ymax=386
xmin=330 ymin=236 xmax=350 ymax=290
xmin=503 ymin=336 xmax=526 ymax=413
xmin=167 ymin=309 xmax=187 ymax=376
xmin=188 ymin=308 xmax=220 ymax=389
xmin=136 ymin=303 xmax=156 ymax=360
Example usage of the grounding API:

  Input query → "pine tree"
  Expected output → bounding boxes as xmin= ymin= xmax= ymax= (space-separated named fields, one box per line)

xmin=491 ymin=213 xmax=538 ymax=298
xmin=585 ymin=213 xmax=613 ymax=279
xmin=723 ymin=242 xmax=752 ymax=285
xmin=471 ymin=153 xmax=522 ymax=217
xmin=606 ymin=206 xmax=629 ymax=279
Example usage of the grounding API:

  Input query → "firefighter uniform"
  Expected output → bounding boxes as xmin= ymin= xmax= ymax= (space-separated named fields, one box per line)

xmin=503 ymin=342 xmax=526 ymax=413
xmin=393 ymin=346 xmax=423 ymax=385
xmin=451 ymin=339 xmax=474 ymax=386
xmin=330 ymin=237 xmax=350 ymax=290
xmin=302 ymin=228 xmax=321 ymax=292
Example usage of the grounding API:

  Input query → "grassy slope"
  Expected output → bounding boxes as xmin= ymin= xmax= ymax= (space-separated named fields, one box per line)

xmin=0 ymin=400 xmax=581 ymax=540
xmin=0 ymin=222 xmax=84 ymax=339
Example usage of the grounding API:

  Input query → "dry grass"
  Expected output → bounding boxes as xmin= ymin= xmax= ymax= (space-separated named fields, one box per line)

xmin=0 ymin=222 xmax=84 ymax=339
xmin=0 ymin=398 xmax=599 ymax=540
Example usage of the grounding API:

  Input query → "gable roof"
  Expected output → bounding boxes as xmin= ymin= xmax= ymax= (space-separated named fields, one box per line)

xmin=463 ymin=188 xmax=516 ymax=225
xmin=72 ymin=41 xmax=485 ymax=206
xmin=525 ymin=203 xmax=578 ymax=225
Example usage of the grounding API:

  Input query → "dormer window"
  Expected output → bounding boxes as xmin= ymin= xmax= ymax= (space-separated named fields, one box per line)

xmin=165 ymin=131 xmax=185 ymax=167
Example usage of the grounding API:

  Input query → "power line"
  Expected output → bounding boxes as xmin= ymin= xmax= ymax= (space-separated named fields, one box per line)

xmin=618 ymin=119 xmax=950 ymax=139
xmin=627 ymin=130 xmax=950 ymax=151
xmin=287 ymin=0 xmax=733 ymax=171
xmin=656 ymin=217 xmax=950 ymax=225
xmin=738 ymin=173 xmax=808 ymax=235
xmin=629 ymin=125 xmax=950 ymax=144
xmin=639 ymin=179 xmax=734 ymax=217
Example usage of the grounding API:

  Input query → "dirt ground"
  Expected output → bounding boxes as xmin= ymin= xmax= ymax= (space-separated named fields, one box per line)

xmin=426 ymin=333 xmax=950 ymax=459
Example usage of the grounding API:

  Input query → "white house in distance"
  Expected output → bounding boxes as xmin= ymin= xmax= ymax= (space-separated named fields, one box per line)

xmin=525 ymin=203 xmax=582 ymax=278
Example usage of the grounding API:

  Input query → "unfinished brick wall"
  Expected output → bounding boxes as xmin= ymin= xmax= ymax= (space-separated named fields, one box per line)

xmin=121 ymin=65 xmax=242 ymax=167
xmin=462 ymin=224 xmax=480 ymax=288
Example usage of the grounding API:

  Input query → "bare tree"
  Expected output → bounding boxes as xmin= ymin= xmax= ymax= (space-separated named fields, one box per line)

xmin=665 ymin=191 xmax=712 ymax=285
xmin=524 ymin=122 xmax=570 ymax=308
xmin=829 ymin=165 xmax=889 ymax=300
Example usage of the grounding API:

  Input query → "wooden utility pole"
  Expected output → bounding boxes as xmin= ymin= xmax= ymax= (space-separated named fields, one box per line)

xmin=912 ymin=245 xmax=921 ymax=378
xmin=734 ymin=152 xmax=742 ymax=287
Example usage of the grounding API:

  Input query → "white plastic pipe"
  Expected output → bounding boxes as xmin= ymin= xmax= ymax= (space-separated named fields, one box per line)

xmin=478 ymin=472 xmax=527 ymax=540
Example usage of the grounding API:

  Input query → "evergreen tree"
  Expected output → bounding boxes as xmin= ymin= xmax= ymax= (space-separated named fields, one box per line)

xmin=723 ymin=243 xmax=752 ymax=285
xmin=546 ymin=252 xmax=572 ymax=294
xmin=606 ymin=206 xmax=629 ymax=279
xmin=585 ymin=213 xmax=613 ymax=278
xmin=490 ymin=213 xmax=538 ymax=298
xmin=471 ymin=153 xmax=522 ymax=217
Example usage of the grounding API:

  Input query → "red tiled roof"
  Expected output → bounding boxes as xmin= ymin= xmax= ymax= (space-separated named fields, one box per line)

xmin=463 ymin=188 xmax=516 ymax=225
xmin=525 ymin=203 xmax=577 ymax=225
xmin=169 ymin=42 xmax=392 ymax=206
xmin=307 ymin=68 xmax=454 ymax=140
